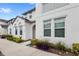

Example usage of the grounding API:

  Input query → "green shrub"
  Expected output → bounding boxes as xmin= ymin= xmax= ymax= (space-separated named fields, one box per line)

xmin=37 ymin=40 xmax=49 ymax=45
xmin=40 ymin=40 xmax=50 ymax=46
xmin=13 ymin=36 xmax=23 ymax=43
xmin=5 ymin=35 xmax=23 ymax=43
xmin=72 ymin=43 xmax=79 ymax=55
xmin=49 ymin=43 xmax=55 ymax=48
xmin=55 ymin=42 xmax=66 ymax=51
xmin=6 ymin=35 xmax=13 ymax=41
xmin=65 ymin=48 xmax=71 ymax=52
xmin=36 ymin=40 xmax=50 ymax=50
xmin=31 ymin=39 xmax=38 ymax=45
xmin=72 ymin=43 xmax=79 ymax=52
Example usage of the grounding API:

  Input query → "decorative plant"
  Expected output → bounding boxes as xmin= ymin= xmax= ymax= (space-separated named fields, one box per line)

xmin=36 ymin=40 xmax=50 ymax=50
xmin=65 ymin=48 xmax=71 ymax=52
xmin=6 ymin=35 xmax=13 ymax=41
xmin=55 ymin=42 xmax=66 ymax=51
xmin=72 ymin=43 xmax=79 ymax=55
xmin=5 ymin=35 xmax=23 ymax=43
xmin=31 ymin=38 xmax=38 ymax=45
xmin=13 ymin=36 xmax=23 ymax=43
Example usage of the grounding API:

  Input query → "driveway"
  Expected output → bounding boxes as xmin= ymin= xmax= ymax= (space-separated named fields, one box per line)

xmin=0 ymin=39 xmax=59 ymax=56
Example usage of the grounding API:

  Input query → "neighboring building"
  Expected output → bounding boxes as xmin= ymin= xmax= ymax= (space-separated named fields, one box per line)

xmin=22 ymin=8 xmax=36 ymax=21
xmin=8 ymin=8 xmax=36 ymax=40
xmin=0 ymin=19 xmax=8 ymax=35
xmin=35 ymin=3 xmax=79 ymax=47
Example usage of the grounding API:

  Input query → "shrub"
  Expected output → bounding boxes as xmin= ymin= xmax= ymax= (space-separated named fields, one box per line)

xmin=65 ymin=48 xmax=71 ymax=52
xmin=31 ymin=39 xmax=38 ymax=45
xmin=13 ymin=36 xmax=23 ymax=43
xmin=72 ymin=43 xmax=79 ymax=55
xmin=55 ymin=42 xmax=66 ymax=51
xmin=6 ymin=35 xmax=13 ymax=41
xmin=49 ymin=43 xmax=55 ymax=48
xmin=36 ymin=40 xmax=50 ymax=50
xmin=72 ymin=43 xmax=79 ymax=52
xmin=5 ymin=35 xmax=23 ymax=43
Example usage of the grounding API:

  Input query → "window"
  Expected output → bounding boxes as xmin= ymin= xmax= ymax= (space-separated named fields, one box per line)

xmin=19 ymin=26 xmax=23 ymax=35
xmin=15 ymin=27 xmax=17 ymax=35
xmin=29 ymin=15 xmax=32 ymax=19
xmin=54 ymin=17 xmax=65 ymax=37
xmin=44 ymin=20 xmax=51 ymax=36
xmin=10 ymin=28 xmax=12 ymax=34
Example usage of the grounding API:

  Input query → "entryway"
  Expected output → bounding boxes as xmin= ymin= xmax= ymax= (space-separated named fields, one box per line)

xmin=32 ymin=24 xmax=36 ymax=39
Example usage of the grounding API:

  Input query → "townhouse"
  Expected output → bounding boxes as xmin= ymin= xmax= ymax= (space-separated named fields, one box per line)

xmin=0 ymin=19 xmax=8 ymax=36
xmin=0 ymin=3 xmax=79 ymax=47
xmin=8 ymin=8 xmax=36 ymax=40
xmin=35 ymin=3 xmax=79 ymax=47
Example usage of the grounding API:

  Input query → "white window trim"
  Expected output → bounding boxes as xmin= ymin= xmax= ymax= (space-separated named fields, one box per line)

xmin=54 ymin=17 xmax=65 ymax=38
xmin=43 ymin=19 xmax=51 ymax=37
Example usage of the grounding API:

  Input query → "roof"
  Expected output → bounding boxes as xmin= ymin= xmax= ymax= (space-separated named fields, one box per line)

xmin=0 ymin=19 xmax=8 ymax=23
xmin=8 ymin=18 xmax=15 ymax=22
xmin=8 ymin=16 xmax=35 ymax=24
xmin=16 ymin=16 xmax=35 ymax=23
xmin=22 ymin=8 xmax=35 ymax=15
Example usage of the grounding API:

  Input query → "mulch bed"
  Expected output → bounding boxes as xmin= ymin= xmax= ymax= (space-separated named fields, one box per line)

xmin=0 ymin=51 xmax=4 ymax=56
xmin=32 ymin=46 xmax=77 ymax=56
xmin=48 ymin=48 xmax=75 ymax=56
xmin=28 ymin=45 xmax=79 ymax=56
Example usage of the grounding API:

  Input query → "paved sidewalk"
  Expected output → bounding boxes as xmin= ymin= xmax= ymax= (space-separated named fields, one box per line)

xmin=0 ymin=39 xmax=59 ymax=56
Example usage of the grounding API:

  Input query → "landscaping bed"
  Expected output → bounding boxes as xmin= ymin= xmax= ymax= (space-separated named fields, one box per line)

xmin=2 ymin=35 xmax=23 ymax=43
xmin=29 ymin=39 xmax=79 ymax=56
xmin=48 ymin=48 xmax=75 ymax=56
xmin=0 ymin=51 xmax=4 ymax=56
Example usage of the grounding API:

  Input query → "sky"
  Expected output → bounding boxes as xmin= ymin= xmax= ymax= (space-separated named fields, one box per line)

xmin=0 ymin=3 xmax=35 ymax=20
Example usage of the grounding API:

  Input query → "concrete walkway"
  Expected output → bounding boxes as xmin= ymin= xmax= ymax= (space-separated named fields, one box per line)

xmin=0 ymin=39 xmax=59 ymax=56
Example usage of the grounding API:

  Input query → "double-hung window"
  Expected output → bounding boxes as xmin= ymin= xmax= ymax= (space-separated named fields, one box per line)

xmin=44 ymin=20 xmax=51 ymax=37
xmin=19 ymin=26 xmax=23 ymax=35
xmin=15 ymin=26 xmax=17 ymax=35
xmin=10 ymin=28 xmax=12 ymax=34
xmin=54 ymin=17 xmax=65 ymax=37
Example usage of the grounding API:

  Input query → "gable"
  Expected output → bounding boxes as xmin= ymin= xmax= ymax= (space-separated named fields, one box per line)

xmin=13 ymin=17 xmax=25 ymax=26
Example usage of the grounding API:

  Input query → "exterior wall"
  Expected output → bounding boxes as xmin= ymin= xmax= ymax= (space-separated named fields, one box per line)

xmin=0 ymin=21 xmax=8 ymax=35
xmin=24 ymin=22 xmax=35 ymax=39
xmin=36 ymin=4 xmax=79 ymax=48
xmin=8 ymin=17 xmax=27 ymax=40
xmin=31 ymin=23 xmax=36 ymax=38
xmin=8 ymin=17 xmax=35 ymax=40
xmin=0 ymin=21 xmax=7 ymax=25
xmin=23 ymin=11 xmax=36 ymax=21
xmin=36 ymin=4 xmax=43 ymax=16
xmin=8 ymin=24 xmax=13 ymax=35
xmin=24 ymin=22 xmax=32 ymax=39
xmin=42 ymin=3 xmax=69 ymax=13
xmin=0 ymin=25 xmax=7 ymax=35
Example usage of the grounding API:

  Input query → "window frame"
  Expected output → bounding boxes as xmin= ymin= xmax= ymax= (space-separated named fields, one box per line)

xmin=15 ymin=26 xmax=17 ymax=35
xmin=29 ymin=15 xmax=32 ymax=19
xmin=54 ymin=17 xmax=65 ymax=37
xmin=9 ymin=28 xmax=12 ymax=34
xmin=43 ymin=19 xmax=51 ymax=37
xmin=19 ymin=26 xmax=23 ymax=35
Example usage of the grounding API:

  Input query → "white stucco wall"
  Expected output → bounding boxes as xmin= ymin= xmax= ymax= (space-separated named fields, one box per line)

xmin=0 ymin=25 xmax=7 ymax=35
xmin=42 ymin=3 xmax=69 ymax=13
xmin=23 ymin=11 xmax=37 ymax=21
xmin=8 ymin=17 xmax=34 ymax=40
xmin=36 ymin=4 xmax=79 ymax=48
xmin=0 ymin=21 xmax=8 ymax=35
